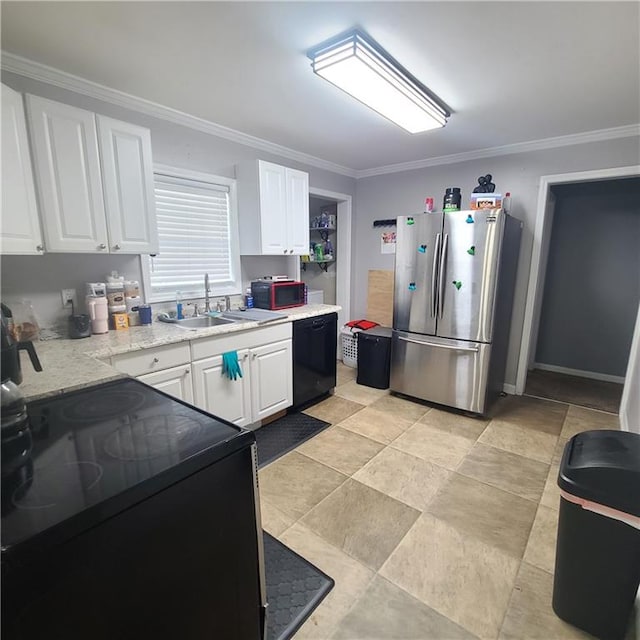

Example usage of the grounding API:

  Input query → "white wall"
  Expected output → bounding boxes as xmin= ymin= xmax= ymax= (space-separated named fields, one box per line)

xmin=353 ymin=135 xmax=640 ymax=386
xmin=0 ymin=71 xmax=356 ymax=330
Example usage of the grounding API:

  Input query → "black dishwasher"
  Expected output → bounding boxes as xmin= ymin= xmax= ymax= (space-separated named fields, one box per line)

xmin=293 ymin=313 xmax=337 ymax=408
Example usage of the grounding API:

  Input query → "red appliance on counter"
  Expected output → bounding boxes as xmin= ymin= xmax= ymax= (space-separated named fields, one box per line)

xmin=251 ymin=280 xmax=305 ymax=310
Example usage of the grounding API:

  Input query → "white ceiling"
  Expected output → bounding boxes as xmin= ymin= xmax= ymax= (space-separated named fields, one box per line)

xmin=2 ymin=1 xmax=639 ymax=172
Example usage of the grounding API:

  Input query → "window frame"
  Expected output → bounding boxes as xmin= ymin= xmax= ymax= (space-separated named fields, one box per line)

xmin=140 ymin=164 xmax=242 ymax=303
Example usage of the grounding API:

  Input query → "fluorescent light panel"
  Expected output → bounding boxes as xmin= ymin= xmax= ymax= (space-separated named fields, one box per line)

xmin=309 ymin=30 xmax=449 ymax=133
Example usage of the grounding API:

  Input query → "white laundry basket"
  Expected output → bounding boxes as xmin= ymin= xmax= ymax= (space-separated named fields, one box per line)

xmin=340 ymin=325 xmax=362 ymax=368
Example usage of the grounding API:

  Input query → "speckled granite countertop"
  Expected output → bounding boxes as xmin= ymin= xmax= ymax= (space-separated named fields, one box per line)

xmin=21 ymin=304 xmax=341 ymax=402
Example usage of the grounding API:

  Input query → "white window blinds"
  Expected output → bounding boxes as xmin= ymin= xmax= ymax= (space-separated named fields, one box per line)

xmin=146 ymin=172 xmax=240 ymax=301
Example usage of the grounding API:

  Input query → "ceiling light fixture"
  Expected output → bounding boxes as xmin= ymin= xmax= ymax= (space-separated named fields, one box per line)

xmin=307 ymin=29 xmax=450 ymax=134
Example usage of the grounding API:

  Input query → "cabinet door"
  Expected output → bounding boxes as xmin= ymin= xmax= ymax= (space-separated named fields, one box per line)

xmin=97 ymin=116 xmax=159 ymax=254
xmin=258 ymin=161 xmax=288 ymax=254
xmin=285 ymin=168 xmax=309 ymax=255
xmin=192 ymin=351 xmax=252 ymax=427
xmin=1 ymin=85 xmax=43 ymax=255
xmin=26 ymin=95 xmax=109 ymax=253
xmin=250 ymin=339 xmax=292 ymax=421
xmin=137 ymin=364 xmax=193 ymax=403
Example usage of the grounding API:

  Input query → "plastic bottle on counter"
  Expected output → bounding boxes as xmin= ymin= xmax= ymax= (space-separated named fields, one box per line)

xmin=503 ymin=192 xmax=512 ymax=213
xmin=245 ymin=287 xmax=254 ymax=309
xmin=443 ymin=187 xmax=462 ymax=212
xmin=176 ymin=291 xmax=184 ymax=320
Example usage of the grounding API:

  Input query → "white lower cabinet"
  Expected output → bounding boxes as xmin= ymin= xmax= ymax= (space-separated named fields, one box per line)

xmin=192 ymin=349 xmax=252 ymax=427
xmin=137 ymin=365 xmax=193 ymax=403
xmin=250 ymin=340 xmax=292 ymax=422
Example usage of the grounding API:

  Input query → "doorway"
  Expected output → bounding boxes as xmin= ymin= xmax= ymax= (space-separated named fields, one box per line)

xmin=517 ymin=166 xmax=640 ymax=417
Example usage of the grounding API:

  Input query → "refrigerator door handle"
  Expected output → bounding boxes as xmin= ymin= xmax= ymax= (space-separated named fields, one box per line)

xmin=438 ymin=233 xmax=449 ymax=318
xmin=398 ymin=335 xmax=479 ymax=353
xmin=431 ymin=233 xmax=442 ymax=317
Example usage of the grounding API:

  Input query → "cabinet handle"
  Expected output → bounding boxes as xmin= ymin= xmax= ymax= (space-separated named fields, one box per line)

xmin=152 ymin=357 xmax=159 ymax=364
xmin=98 ymin=243 xmax=107 ymax=250
xmin=113 ymin=244 xmax=121 ymax=251
xmin=36 ymin=245 xmax=44 ymax=252
xmin=289 ymin=249 xmax=293 ymax=254
xmin=252 ymin=353 xmax=257 ymax=360
xmin=283 ymin=249 xmax=287 ymax=254
xmin=243 ymin=354 xmax=248 ymax=360
xmin=184 ymin=368 xmax=190 ymax=375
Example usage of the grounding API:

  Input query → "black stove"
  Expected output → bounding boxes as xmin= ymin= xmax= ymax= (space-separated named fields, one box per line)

xmin=1 ymin=377 xmax=247 ymax=554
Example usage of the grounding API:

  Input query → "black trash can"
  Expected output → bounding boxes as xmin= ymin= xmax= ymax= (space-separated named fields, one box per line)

xmin=552 ymin=430 xmax=640 ymax=640
xmin=356 ymin=327 xmax=392 ymax=389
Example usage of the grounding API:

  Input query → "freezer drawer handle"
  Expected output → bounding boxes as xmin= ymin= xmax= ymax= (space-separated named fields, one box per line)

xmin=398 ymin=335 xmax=479 ymax=353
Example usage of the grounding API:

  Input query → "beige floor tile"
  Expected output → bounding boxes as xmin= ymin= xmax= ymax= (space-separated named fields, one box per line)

xmin=354 ymin=447 xmax=451 ymax=511
xmin=479 ymin=420 xmax=559 ymax=463
xmin=392 ymin=421 xmax=475 ymax=470
xmin=297 ymin=426 xmax=384 ymax=476
xmin=259 ymin=498 xmax=295 ymax=536
xmin=331 ymin=575 xmax=476 ymax=640
xmin=418 ymin=407 xmax=489 ymax=441
xmin=368 ymin=394 xmax=430 ymax=422
xmin=381 ymin=513 xmax=520 ymax=638
xmin=427 ymin=473 xmax=538 ymax=559
xmin=458 ymin=442 xmax=549 ymax=502
xmin=561 ymin=404 xmax=620 ymax=439
xmin=258 ymin=451 xmax=347 ymax=521
xmin=334 ymin=380 xmax=389 ymax=405
xmin=336 ymin=362 xmax=357 ymax=386
xmin=523 ymin=504 xmax=559 ymax=574
xmin=539 ymin=437 xmax=568 ymax=511
xmin=492 ymin=394 xmax=568 ymax=435
xmin=500 ymin=562 xmax=595 ymax=639
xmin=338 ymin=406 xmax=414 ymax=445
xmin=280 ymin=523 xmax=375 ymax=639
xmin=301 ymin=478 xmax=420 ymax=571
xmin=304 ymin=395 xmax=365 ymax=425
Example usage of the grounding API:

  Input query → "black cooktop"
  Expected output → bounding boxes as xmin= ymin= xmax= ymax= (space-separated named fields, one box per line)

xmin=1 ymin=378 xmax=251 ymax=554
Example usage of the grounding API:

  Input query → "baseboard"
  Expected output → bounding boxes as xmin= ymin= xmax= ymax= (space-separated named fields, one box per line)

xmin=503 ymin=383 xmax=517 ymax=395
xmin=533 ymin=362 xmax=625 ymax=385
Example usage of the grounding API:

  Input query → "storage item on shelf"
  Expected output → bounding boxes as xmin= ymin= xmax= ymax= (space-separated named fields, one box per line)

xmin=470 ymin=193 xmax=503 ymax=210
xmin=124 ymin=280 xmax=140 ymax=298
xmin=112 ymin=312 xmax=129 ymax=330
xmin=443 ymin=187 xmax=462 ymax=212
xmin=86 ymin=282 xmax=106 ymax=297
xmin=138 ymin=305 xmax=152 ymax=325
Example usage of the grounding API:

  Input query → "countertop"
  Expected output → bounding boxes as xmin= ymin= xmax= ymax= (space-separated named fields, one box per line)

xmin=20 ymin=304 xmax=341 ymax=402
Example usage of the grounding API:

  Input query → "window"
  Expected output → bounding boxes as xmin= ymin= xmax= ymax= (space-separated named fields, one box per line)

xmin=142 ymin=166 xmax=241 ymax=302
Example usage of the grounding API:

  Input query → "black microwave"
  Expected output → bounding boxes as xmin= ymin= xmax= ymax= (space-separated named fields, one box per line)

xmin=251 ymin=280 xmax=305 ymax=310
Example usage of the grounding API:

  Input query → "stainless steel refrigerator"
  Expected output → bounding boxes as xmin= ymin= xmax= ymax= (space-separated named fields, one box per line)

xmin=390 ymin=209 xmax=522 ymax=415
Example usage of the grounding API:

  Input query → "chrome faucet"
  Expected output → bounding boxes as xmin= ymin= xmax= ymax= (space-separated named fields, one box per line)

xmin=224 ymin=296 xmax=231 ymax=312
xmin=204 ymin=273 xmax=211 ymax=313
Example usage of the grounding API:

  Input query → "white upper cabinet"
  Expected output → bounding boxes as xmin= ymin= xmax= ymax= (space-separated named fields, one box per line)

xmin=1 ymin=85 xmax=44 ymax=255
xmin=97 ymin=116 xmax=159 ymax=254
xmin=238 ymin=159 xmax=309 ymax=255
xmin=25 ymin=94 xmax=158 ymax=254
xmin=26 ymin=95 xmax=109 ymax=253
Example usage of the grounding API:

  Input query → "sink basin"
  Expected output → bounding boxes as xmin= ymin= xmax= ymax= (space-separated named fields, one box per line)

xmin=160 ymin=315 xmax=238 ymax=329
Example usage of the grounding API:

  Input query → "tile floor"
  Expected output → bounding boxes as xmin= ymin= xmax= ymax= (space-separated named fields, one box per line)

xmin=259 ymin=363 xmax=635 ymax=639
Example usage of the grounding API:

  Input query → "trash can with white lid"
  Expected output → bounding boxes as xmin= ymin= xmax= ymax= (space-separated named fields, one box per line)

xmin=552 ymin=429 xmax=640 ymax=640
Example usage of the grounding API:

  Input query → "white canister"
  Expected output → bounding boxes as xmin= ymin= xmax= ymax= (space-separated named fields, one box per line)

xmin=106 ymin=284 xmax=125 ymax=307
xmin=124 ymin=280 xmax=140 ymax=298
xmin=125 ymin=296 xmax=141 ymax=313
xmin=86 ymin=296 xmax=109 ymax=334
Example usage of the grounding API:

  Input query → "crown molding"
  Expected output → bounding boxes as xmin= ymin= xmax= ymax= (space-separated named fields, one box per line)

xmin=1 ymin=51 xmax=358 ymax=179
xmin=355 ymin=124 xmax=640 ymax=178
xmin=3 ymin=51 xmax=638 ymax=182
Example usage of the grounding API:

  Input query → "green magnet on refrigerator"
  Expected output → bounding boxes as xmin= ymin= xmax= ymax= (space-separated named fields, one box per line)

xmin=466 ymin=215 xmax=474 ymax=224
xmin=407 ymin=217 xmax=415 ymax=225
xmin=408 ymin=282 xmax=416 ymax=291
xmin=452 ymin=280 xmax=463 ymax=290
xmin=467 ymin=246 xmax=475 ymax=255
xmin=418 ymin=244 xmax=427 ymax=253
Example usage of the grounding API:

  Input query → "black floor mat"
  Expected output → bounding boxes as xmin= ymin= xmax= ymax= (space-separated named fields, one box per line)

xmin=263 ymin=532 xmax=334 ymax=640
xmin=255 ymin=412 xmax=331 ymax=468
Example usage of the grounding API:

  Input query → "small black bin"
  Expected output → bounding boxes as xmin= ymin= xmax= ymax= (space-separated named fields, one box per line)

xmin=552 ymin=430 xmax=640 ymax=640
xmin=356 ymin=327 xmax=392 ymax=389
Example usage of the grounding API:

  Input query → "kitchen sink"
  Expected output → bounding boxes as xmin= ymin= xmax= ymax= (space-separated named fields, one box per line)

xmin=159 ymin=315 xmax=241 ymax=329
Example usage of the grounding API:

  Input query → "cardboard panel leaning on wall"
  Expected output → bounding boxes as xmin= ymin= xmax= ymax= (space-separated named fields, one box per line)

xmin=353 ymin=135 xmax=640 ymax=388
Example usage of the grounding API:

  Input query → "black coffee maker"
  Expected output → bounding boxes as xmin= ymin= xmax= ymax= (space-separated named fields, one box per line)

xmin=1 ymin=303 xmax=42 ymax=385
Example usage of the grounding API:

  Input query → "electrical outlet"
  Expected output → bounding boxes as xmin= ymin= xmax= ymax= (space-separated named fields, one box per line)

xmin=61 ymin=289 xmax=76 ymax=308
